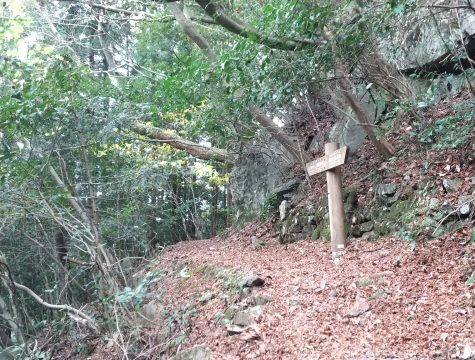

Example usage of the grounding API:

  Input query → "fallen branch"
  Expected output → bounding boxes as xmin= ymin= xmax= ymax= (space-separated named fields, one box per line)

xmin=12 ymin=281 xmax=99 ymax=333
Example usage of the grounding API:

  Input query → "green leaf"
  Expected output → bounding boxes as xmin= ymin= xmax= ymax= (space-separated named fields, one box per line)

xmin=247 ymin=33 xmax=258 ymax=42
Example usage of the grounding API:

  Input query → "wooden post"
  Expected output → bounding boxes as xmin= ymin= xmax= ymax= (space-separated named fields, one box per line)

xmin=305 ymin=143 xmax=348 ymax=259
xmin=325 ymin=143 xmax=346 ymax=257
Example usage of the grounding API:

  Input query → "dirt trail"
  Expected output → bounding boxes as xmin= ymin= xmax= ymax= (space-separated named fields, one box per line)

xmin=155 ymin=222 xmax=475 ymax=360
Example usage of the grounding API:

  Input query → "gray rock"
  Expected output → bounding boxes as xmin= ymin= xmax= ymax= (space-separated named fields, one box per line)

xmin=442 ymin=178 xmax=461 ymax=192
xmin=169 ymin=345 xmax=211 ymax=360
xmin=229 ymin=135 xmax=301 ymax=221
xmin=251 ymin=236 xmax=264 ymax=250
xmin=254 ymin=294 xmax=271 ymax=306
xmin=428 ymin=197 xmax=440 ymax=210
xmin=351 ymin=226 xmax=363 ymax=238
xmin=279 ymin=200 xmax=288 ymax=221
xmin=226 ymin=324 xmax=245 ymax=335
xmin=249 ymin=305 xmax=264 ymax=317
xmin=375 ymin=183 xmax=397 ymax=198
xmin=233 ymin=310 xmax=253 ymax=327
xmin=359 ymin=221 xmax=374 ymax=234
xmin=241 ymin=276 xmax=265 ymax=288
xmin=361 ymin=231 xmax=374 ymax=241
xmin=460 ymin=203 xmax=471 ymax=218
xmin=346 ymin=295 xmax=370 ymax=318
xmin=140 ymin=301 xmax=164 ymax=324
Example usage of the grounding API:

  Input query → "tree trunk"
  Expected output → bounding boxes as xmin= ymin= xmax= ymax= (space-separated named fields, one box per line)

xmin=210 ymin=182 xmax=218 ymax=237
xmin=249 ymin=106 xmax=312 ymax=163
xmin=334 ymin=60 xmax=394 ymax=158
xmin=131 ymin=122 xmax=236 ymax=164
xmin=166 ymin=6 xmax=312 ymax=167
xmin=167 ymin=2 xmax=217 ymax=63
xmin=194 ymin=0 xmax=319 ymax=50
xmin=322 ymin=28 xmax=394 ymax=159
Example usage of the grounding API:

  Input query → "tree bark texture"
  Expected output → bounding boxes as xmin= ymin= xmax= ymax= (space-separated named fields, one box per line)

xmin=132 ymin=122 xmax=236 ymax=164
xmin=334 ymin=60 xmax=394 ymax=158
xmin=249 ymin=106 xmax=312 ymax=163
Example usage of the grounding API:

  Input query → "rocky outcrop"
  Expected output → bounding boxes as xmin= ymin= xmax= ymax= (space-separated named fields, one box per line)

xmin=230 ymin=134 xmax=302 ymax=222
xmin=273 ymin=173 xmax=475 ymax=244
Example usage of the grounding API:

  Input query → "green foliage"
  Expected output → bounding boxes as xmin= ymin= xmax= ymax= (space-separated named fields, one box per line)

xmin=115 ymin=270 xmax=164 ymax=307
xmin=414 ymin=111 xmax=474 ymax=149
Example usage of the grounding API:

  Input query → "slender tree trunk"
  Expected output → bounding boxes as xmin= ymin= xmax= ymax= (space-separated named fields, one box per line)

xmin=97 ymin=21 xmax=116 ymax=71
xmin=249 ymin=106 xmax=312 ymax=162
xmin=323 ymin=29 xmax=394 ymax=159
xmin=210 ymin=182 xmax=218 ymax=237
xmin=167 ymin=2 xmax=217 ymax=63
xmin=334 ymin=60 xmax=394 ymax=158
xmin=225 ymin=163 xmax=232 ymax=226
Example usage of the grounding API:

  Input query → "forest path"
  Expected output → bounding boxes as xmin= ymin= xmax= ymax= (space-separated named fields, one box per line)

xmin=156 ymin=222 xmax=475 ymax=360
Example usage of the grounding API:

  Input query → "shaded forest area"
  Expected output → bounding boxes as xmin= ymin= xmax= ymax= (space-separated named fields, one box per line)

xmin=0 ymin=0 xmax=475 ymax=359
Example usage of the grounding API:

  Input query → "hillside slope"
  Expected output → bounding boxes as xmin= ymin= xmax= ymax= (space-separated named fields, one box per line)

xmin=65 ymin=91 xmax=474 ymax=360
xmin=151 ymin=226 xmax=475 ymax=359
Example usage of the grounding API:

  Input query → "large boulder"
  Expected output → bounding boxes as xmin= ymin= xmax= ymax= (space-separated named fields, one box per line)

xmin=230 ymin=134 xmax=301 ymax=221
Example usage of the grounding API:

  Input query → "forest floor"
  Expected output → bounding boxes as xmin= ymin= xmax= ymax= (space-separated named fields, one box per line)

xmin=81 ymin=90 xmax=475 ymax=360
xmin=133 ymin=90 xmax=475 ymax=360
xmin=145 ymin=223 xmax=475 ymax=360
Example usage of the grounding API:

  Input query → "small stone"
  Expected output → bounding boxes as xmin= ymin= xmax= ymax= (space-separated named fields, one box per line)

xmin=346 ymin=295 xmax=370 ymax=318
xmin=361 ymin=231 xmax=373 ymax=241
xmin=376 ymin=183 xmax=397 ymax=197
xmin=224 ymin=305 xmax=238 ymax=320
xmin=254 ymin=294 xmax=271 ymax=306
xmin=355 ymin=277 xmax=372 ymax=287
xmin=199 ymin=291 xmax=214 ymax=304
xmin=320 ymin=279 xmax=327 ymax=290
xmin=241 ymin=276 xmax=265 ymax=288
xmin=428 ymin=198 xmax=440 ymax=210
xmin=351 ymin=226 xmax=362 ymax=238
xmin=140 ymin=300 xmax=163 ymax=323
xmin=462 ymin=344 xmax=474 ymax=359
xmin=459 ymin=203 xmax=471 ymax=217
xmin=279 ymin=200 xmax=288 ymax=221
xmin=226 ymin=324 xmax=245 ymax=335
xmin=249 ymin=305 xmax=264 ymax=317
xmin=458 ymin=196 xmax=473 ymax=218
xmin=251 ymin=236 xmax=264 ymax=250
xmin=359 ymin=221 xmax=374 ymax=233
xmin=403 ymin=175 xmax=411 ymax=181
xmin=289 ymin=299 xmax=300 ymax=306
xmin=442 ymin=178 xmax=461 ymax=192
xmin=233 ymin=310 xmax=253 ymax=327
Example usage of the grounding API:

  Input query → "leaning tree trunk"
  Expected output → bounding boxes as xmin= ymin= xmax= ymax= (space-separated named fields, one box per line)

xmin=334 ymin=59 xmax=394 ymax=158
xmin=132 ymin=122 xmax=236 ymax=164
xmin=323 ymin=28 xmax=394 ymax=159
xmin=249 ymin=106 xmax=312 ymax=163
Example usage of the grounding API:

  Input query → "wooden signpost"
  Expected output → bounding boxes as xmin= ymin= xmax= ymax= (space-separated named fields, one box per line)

xmin=306 ymin=143 xmax=349 ymax=258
